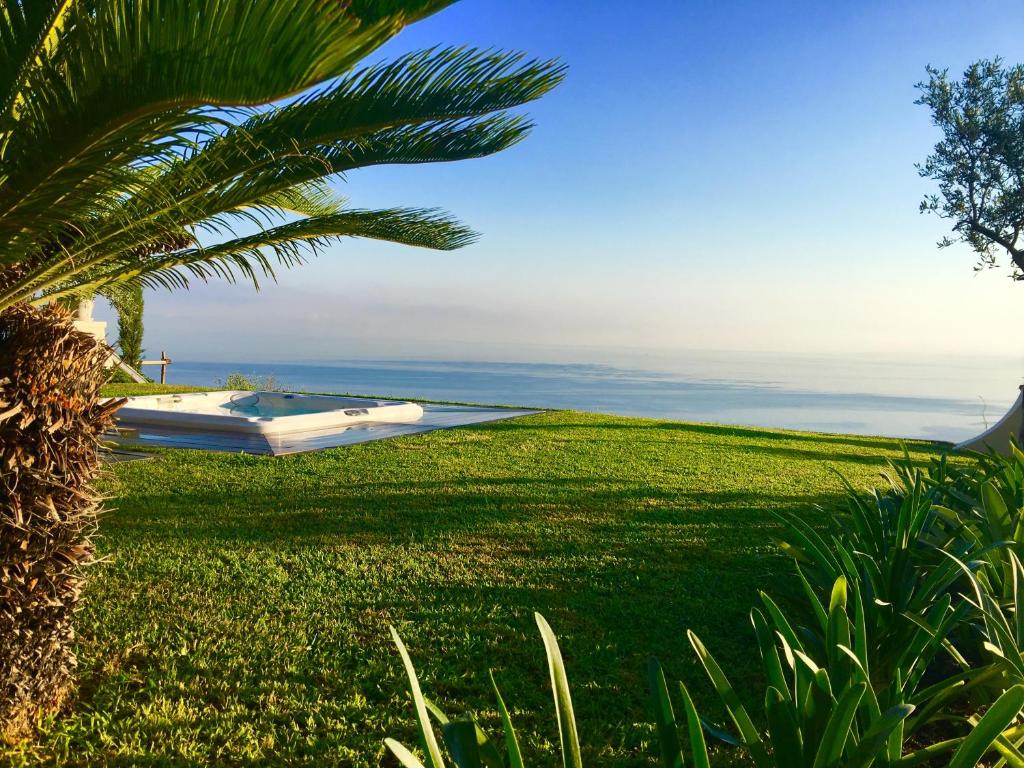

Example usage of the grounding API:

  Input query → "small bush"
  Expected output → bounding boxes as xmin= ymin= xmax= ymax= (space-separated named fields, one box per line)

xmin=104 ymin=366 xmax=151 ymax=385
xmin=217 ymin=372 xmax=281 ymax=391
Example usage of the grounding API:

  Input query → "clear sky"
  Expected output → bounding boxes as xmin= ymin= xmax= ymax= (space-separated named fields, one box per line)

xmin=103 ymin=0 xmax=1024 ymax=363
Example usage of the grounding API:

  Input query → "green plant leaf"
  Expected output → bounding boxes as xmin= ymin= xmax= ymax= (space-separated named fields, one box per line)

xmin=428 ymin=701 xmax=502 ymax=768
xmin=441 ymin=720 xmax=483 ymax=768
xmin=844 ymin=704 xmax=914 ymax=768
xmin=386 ymin=737 xmax=430 ymax=768
xmin=826 ymin=577 xmax=852 ymax=689
xmin=678 ymin=682 xmax=712 ymax=768
xmin=426 ymin=699 xmax=451 ymax=725
xmin=759 ymin=592 xmax=804 ymax=656
xmin=811 ymin=682 xmax=865 ymax=768
xmin=751 ymin=609 xmax=791 ymax=702
xmin=390 ymin=626 xmax=447 ymax=768
xmin=796 ymin=563 xmax=829 ymax=633
xmin=764 ymin=686 xmax=803 ymax=767
xmin=982 ymin=480 xmax=1012 ymax=542
xmin=489 ymin=671 xmax=525 ymax=768
xmin=648 ymin=658 xmax=685 ymax=768
xmin=896 ymin=737 xmax=962 ymax=767
xmin=688 ymin=630 xmax=768 ymax=764
xmin=948 ymin=684 xmax=1024 ymax=768
xmin=535 ymin=613 xmax=583 ymax=768
xmin=991 ymin=727 xmax=1024 ymax=768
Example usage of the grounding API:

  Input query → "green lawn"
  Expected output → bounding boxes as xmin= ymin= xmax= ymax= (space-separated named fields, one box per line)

xmin=3 ymin=385 xmax=949 ymax=766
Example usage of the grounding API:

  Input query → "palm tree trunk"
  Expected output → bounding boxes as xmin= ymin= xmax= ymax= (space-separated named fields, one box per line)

xmin=0 ymin=304 xmax=123 ymax=743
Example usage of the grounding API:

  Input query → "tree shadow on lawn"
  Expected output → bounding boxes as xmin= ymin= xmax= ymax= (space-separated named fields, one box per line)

xmin=666 ymin=440 xmax=937 ymax=468
xmin=103 ymin=478 xmax=848 ymax=546
xmin=484 ymin=417 xmax=952 ymax=455
xmin=438 ymin=416 xmax=949 ymax=473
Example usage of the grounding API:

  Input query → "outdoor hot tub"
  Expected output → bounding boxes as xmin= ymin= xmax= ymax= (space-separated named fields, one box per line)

xmin=114 ymin=390 xmax=424 ymax=435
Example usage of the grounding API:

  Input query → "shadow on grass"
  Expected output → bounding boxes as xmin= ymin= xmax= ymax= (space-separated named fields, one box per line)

xmin=483 ymin=417 xmax=951 ymax=453
xmin=105 ymin=478 xmax=849 ymax=545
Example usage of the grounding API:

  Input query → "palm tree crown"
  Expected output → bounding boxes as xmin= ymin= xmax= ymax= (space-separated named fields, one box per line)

xmin=0 ymin=0 xmax=565 ymax=311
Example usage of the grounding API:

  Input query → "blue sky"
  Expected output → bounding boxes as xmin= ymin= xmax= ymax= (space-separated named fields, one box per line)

xmin=106 ymin=0 xmax=1024 ymax=362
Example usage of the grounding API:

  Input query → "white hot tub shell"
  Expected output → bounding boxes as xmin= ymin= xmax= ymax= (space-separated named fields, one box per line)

xmin=114 ymin=390 xmax=424 ymax=435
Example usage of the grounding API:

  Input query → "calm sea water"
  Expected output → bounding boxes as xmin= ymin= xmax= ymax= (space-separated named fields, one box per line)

xmin=165 ymin=354 xmax=1024 ymax=443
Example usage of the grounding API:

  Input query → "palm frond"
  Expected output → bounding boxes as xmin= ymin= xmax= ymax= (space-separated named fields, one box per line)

xmin=183 ymin=46 xmax=566 ymax=176
xmin=1 ymin=114 xmax=530 ymax=305
xmin=75 ymin=46 xmax=564 ymax=261
xmin=253 ymin=181 xmax=346 ymax=219
xmin=0 ymin=0 xmax=73 ymax=121
xmin=0 ymin=0 xmax=458 ymax=256
xmin=0 ymin=1 xmax=564 ymax=315
xmin=38 ymin=208 xmax=477 ymax=301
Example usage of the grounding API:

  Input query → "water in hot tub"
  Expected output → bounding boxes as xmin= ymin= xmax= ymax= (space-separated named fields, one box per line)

xmin=218 ymin=394 xmax=316 ymax=418
xmin=217 ymin=394 xmax=374 ymax=419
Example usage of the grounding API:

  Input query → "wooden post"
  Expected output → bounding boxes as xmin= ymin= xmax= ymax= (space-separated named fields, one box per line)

xmin=139 ymin=353 xmax=171 ymax=384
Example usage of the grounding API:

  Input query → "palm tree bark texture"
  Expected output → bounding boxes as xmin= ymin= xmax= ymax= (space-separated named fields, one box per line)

xmin=0 ymin=304 xmax=122 ymax=742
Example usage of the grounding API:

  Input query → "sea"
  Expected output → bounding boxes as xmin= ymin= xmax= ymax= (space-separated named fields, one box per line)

xmin=164 ymin=352 xmax=1024 ymax=443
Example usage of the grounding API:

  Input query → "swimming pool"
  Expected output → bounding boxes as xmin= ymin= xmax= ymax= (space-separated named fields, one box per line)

xmin=114 ymin=391 xmax=424 ymax=435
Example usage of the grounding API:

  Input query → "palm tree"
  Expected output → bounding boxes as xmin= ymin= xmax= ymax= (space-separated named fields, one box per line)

xmin=0 ymin=0 xmax=563 ymax=741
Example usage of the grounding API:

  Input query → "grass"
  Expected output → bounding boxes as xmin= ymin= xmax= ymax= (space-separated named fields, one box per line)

xmin=2 ymin=384 xmax=949 ymax=766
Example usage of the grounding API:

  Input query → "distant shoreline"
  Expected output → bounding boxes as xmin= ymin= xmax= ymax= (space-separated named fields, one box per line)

xmin=150 ymin=357 xmax=1019 ymax=443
